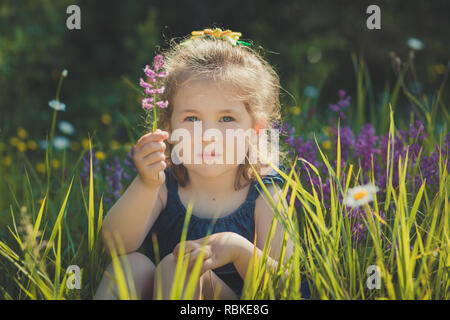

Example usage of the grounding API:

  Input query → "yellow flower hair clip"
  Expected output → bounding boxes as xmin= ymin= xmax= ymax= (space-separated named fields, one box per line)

xmin=182 ymin=28 xmax=251 ymax=47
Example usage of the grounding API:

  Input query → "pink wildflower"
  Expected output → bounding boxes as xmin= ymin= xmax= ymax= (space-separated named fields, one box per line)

xmin=144 ymin=85 xmax=165 ymax=95
xmin=142 ymin=97 xmax=154 ymax=110
xmin=156 ymin=100 xmax=169 ymax=109
xmin=153 ymin=54 xmax=165 ymax=71
xmin=139 ymin=78 xmax=153 ymax=89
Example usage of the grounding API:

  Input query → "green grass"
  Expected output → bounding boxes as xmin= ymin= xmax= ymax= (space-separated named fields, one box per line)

xmin=0 ymin=56 xmax=448 ymax=300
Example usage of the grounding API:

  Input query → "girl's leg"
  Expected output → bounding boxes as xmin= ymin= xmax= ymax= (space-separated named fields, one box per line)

xmin=201 ymin=270 xmax=238 ymax=300
xmin=153 ymin=253 xmax=203 ymax=299
xmin=153 ymin=254 xmax=238 ymax=300
xmin=94 ymin=251 xmax=155 ymax=300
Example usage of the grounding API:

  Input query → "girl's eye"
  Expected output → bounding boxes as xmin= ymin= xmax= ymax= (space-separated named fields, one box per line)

xmin=184 ymin=116 xmax=199 ymax=122
xmin=220 ymin=116 xmax=234 ymax=123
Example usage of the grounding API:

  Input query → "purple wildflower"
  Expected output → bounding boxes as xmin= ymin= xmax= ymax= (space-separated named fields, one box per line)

xmin=124 ymin=147 xmax=138 ymax=177
xmin=145 ymin=86 xmax=166 ymax=95
xmin=344 ymin=206 xmax=385 ymax=244
xmin=142 ymin=97 xmax=154 ymax=110
xmin=329 ymin=125 xmax=355 ymax=159
xmin=140 ymin=55 xmax=169 ymax=111
xmin=354 ymin=123 xmax=380 ymax=174
xmin=329 ymin=90 xmax=351 ymax=120
xmin=80 ymin=151 xmax=99 ymax=187
xmin=104 ymin=156 xmax=124 ymax=204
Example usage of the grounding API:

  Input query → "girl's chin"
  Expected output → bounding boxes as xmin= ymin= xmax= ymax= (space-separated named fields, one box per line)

xmin=185 ymin=163 xmax=238 ymax=176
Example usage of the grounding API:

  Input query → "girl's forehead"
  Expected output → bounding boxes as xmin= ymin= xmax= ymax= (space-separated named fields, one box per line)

xmin=173 ymin=79 xmax=245 ymax=112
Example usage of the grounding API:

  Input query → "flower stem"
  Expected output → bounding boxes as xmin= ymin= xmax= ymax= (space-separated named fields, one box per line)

xmin=152 ymin=92 xmax=159 ymax=180
xmin=152 ymin=93 xmax=157 ymax=132
xmin=55 ymin=74 xmax=65 ymax=101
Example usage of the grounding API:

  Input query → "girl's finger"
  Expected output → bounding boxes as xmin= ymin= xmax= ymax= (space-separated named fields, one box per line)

xmin=138 ymin=141 xmax=166 ymax=158
xmin=135 ymin=133 xmax=168 ymax=154
xmin=186 ymin=250 xmax=210 ymax=275
xmin=136 ymin=130 xmax=169 ymax=147
xmin=173 ymin=241 xmax=197 ymax=260
xmin=144 ymin=160 xmax=166 ymax=174
xmin=200 ymin=258 xmax=214 ymax=275
xmin=142 ymin=151 xmax=166 ymax=166
xmin=188 ymin=247 xmax=212 ymax=263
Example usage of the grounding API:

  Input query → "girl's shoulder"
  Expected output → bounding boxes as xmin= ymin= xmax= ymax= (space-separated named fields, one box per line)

xmin=247 ymin=165 xmax=286 ymax=203
xmin=256 ymin=165 xmax=286 ymax=188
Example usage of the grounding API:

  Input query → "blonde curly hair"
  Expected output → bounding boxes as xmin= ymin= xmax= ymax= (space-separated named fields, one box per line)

xmin=148 ymin=29 xmax=282 ymax=189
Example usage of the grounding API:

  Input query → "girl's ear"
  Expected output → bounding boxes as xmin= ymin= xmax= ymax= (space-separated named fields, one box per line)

xmin=253 ymin=118 xmax=268 ymax=133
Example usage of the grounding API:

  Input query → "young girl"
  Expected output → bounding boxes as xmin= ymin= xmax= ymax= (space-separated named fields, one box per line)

xmin=94 ymin=28 xmax=296 ymax=300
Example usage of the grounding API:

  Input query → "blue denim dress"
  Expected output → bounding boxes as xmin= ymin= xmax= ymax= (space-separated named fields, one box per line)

xmin=140 ymin=166 xmax=311 ymax=298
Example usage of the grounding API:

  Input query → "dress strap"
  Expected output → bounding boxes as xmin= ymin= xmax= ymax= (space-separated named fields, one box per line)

xmin=246 ymin=166 xmax=286 ymax=202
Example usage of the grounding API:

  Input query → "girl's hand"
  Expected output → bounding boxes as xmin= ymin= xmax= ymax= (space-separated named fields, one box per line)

xmin=172 ymin=232 xmax=247 ymax=275
xmin=133 ymin=129 xmax=169 ymax=189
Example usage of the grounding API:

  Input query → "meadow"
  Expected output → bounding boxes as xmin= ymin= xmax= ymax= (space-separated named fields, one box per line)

xmin=0 ymin=49 xmax=448 ymax=300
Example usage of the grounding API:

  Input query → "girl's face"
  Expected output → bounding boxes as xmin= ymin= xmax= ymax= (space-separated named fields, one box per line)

xmin=169 ymin=78 xmax=255 ymax=179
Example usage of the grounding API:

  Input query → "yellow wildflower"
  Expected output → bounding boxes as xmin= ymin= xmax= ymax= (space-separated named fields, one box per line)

xmin=110 ymin=140 xmax=120 ymax=150
xmin=27 ymin=140 xmax=38 ymax=150
xmin=290 ymin=106 xmax=301 ymax=115
xmin=17 ymin=141 xmax=27 ymax=152
xmin=322 ymin=140 xmax=332 ymax=150
xmin=10 ymin=137 xmax=20 ymax=146
xmin=17 ymin=127 xmax=28 ymax=139
xmin=36 ymin=162 xmax=46 ymax=173
xmin=95 ymin=151 xmax=106 ymax=161
xmin=82 ymin=138 xmax=89 ymax=149
xmin=433 ymin=64 xmax=446 ymax=75
xmin=101 ymin=114 xmax=112 ymax=125
xmin=2 ymin=156 xmax=12 ymax=166
xmin=52 ymin=159 xmax=60 ymax=169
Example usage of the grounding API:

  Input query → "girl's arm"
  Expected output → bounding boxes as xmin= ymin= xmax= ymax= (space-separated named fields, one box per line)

xmin=102 ymin=130 xmax=169 ymax=254
xmin=101 ymin=175 xmax=166 ymax=254
xmin=254 ymin=184 xmax=294 ymax=264
xmin=232 ymin=184 xmax=293 ymax=280
xmin=173 ymin=186 xmax=293 ymax=279
xmin=173 ymin=231 xmax=286 ymax=282
xmin=173 ymin=185 xmax=293 ymax=279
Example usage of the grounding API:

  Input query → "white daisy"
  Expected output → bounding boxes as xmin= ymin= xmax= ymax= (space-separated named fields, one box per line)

xmin=48 ymin=99 xmax=66 ymax=111
xmin=304 ymin=85 xmax=319 ymax=99
xmin=58 ymin=121 xmax=75 ymax=135
xmin=53 ymin=136 xmax=71 ymax=150
xmin=39 ymin=140 xmax=49 ymax=150
xmin=62 ymin=69 xmax=68 ymax=77
xmin=344 ymin=183 xmax=379 ymax=208
xmin=407 ymin=37 xmax=424 ymax=51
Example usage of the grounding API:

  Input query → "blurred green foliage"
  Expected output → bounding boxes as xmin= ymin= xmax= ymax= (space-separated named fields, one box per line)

xmin=0 ymin=0 xmax=449 ymax=147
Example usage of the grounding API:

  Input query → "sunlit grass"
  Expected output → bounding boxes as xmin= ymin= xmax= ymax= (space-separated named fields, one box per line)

xmin=0 ymin=57 xmax=448 ymax=299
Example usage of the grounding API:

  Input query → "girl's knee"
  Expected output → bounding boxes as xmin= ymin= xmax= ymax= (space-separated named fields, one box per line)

xmin=153 ymin=253 xmax=203 ymax=299
xmin=126 ymin=251 xmax=156 ymax=272
xmin=95 ymin=251 xmax=156 ymax=300
xmin=155 ymin=253 xmax=177 ymax=278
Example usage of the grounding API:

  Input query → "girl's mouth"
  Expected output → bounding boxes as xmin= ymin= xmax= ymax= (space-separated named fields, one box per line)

xmin=198 ymin=150 xmax=221 ymax=160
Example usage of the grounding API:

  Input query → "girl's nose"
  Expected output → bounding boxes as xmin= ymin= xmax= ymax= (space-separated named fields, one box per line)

xmin=201 ymin=122 xmax=220 ymax=141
